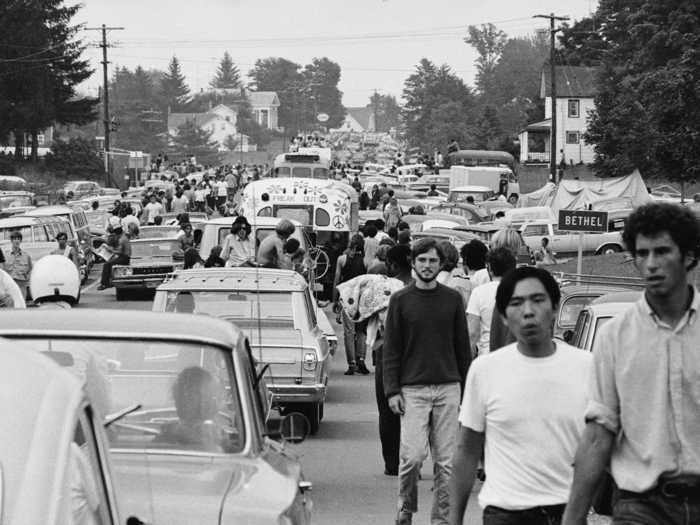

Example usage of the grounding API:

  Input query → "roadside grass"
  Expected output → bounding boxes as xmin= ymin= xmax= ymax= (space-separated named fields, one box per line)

xmin=546 ymin=253 xmax=700 ymax=288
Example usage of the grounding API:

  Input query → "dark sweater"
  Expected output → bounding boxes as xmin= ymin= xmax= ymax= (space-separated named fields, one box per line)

xmin=382 ymin=283 xmax=471 ymax=398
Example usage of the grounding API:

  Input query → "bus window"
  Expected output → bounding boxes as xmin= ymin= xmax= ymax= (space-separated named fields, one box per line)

xmin=273 ymin=205 xmax=312 ymax=226
xmin=276 ymin=167 xmax=291 ymax=176
xmin=315 ymin=208 xmax=330 ymax=227
xmin=312 ymin=168 xmax=329 ymax=179
xmin=292 ymin=167 xmax=312 ymax=178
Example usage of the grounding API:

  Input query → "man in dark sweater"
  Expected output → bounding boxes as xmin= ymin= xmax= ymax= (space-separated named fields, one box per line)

xmin=383 ymin=238 xmax=471 ymax=525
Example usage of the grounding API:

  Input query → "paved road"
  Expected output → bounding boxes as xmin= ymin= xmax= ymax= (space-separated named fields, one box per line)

xmin=78 ymin=274 xmax=607 ymax=525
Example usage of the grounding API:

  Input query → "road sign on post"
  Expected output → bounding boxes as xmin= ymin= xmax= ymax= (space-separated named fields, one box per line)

xmin=558 ymin=210 xmax=609 ymax=277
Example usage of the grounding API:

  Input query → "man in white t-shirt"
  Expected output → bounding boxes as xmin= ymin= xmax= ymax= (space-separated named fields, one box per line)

xmin=449 ymin=265 xmax=592 ymax=525
xmin=143 ymin=195 xmax=163 ymax=225
xmin=466 ymin=248 xmax=515 ymax=356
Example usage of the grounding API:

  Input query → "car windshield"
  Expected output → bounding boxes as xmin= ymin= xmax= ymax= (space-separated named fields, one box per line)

xmin=163 ymin=290 xmax=295 ymax=328
xmin=132 ymin=239 xmax=180 ymax=258
xmin=8 ymin=338 xmax=245 ymax=454
xmin=449 ymin=190 xmax=494 ymax=202
xmin=0 ymin=195 xmax=32 ymax=208
xmin=138 ymin=227 xmax=181 ymax=239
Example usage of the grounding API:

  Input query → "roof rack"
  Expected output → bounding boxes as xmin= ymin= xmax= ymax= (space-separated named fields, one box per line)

xmin=555 ymin=272 xmax=645 ymax=289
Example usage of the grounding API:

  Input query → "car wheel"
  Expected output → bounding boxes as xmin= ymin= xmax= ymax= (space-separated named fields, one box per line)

xmin=115 ymin=288 xmax=127 ymax=301
xmin=598 ymin=244 xmax=622 ymax=255
xmin=300 ymin=402 xmax=321 ymax=435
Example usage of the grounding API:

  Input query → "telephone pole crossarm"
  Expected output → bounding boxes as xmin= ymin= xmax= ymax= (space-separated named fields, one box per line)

xmin=84 ymin=24 xmax=124 ymax=185
xmin=533 ymin=13 xmax=569 ymax=182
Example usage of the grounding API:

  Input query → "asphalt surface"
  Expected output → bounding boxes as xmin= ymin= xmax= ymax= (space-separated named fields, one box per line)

xmin=78 ymin=268 xmax=607 ymax=525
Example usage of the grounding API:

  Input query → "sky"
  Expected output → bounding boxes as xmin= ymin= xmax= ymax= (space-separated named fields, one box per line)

xmin=74 ymin=0 xmax=598 ymax=107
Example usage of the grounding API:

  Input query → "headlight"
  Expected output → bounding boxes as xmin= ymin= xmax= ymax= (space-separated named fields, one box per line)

xmin=303 ymin=351 xmax=317 ymax=371
xmin=112 ymin=266 xmax=133 ymax=278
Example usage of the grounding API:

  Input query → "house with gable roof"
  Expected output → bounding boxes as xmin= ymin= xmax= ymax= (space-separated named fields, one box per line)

xmin=333 ymin=107 xmax=376 ymax=133
xmin=519 ymin=66 xmax=599 ymax=165
xmin=248 ymin=91 xmax=281 ymax=131
xmin=167 ymin=104 xmax=249 ymax=151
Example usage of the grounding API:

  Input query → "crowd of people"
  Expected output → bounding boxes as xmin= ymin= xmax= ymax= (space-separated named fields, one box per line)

xmin=333 ymin=201 xmax=700 ymax=525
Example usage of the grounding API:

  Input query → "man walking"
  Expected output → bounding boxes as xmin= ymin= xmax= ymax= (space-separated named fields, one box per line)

xmin=563 ymin=202 xmax=700 ymax=525
xmin=449 ymin=266 xmax=591 ymax=525
xmin=5 ymin=231 xmax=32 ymax=299
xmin=383 ymin=238 xmax=471 ymax=525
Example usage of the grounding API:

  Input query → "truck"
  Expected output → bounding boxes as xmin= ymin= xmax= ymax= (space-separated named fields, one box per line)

xmin=519 ymin=220 xmax=626 ymax=257
xmin=449 ymin=165 xmax=520 ymax=196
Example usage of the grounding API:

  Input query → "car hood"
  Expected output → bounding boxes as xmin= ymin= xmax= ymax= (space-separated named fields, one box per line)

xmin=112 ymin=451 xmax=299 ymax=524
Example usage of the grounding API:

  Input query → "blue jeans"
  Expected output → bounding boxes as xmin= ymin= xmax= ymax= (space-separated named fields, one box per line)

xmin=342 ymin=310 xmax=366 ymax=365
xmin=482 ymin=505 xmax=564 ymax=525
xmin=397 ymin=383 xmax=460 ymax=525
xmin=613 ymin=490 xmax=700 ymax=525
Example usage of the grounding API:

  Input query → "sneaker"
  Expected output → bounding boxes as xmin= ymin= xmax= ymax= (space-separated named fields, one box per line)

xmin=344 ymin=365 xmax=356 ymax=375
xmin=357 ymin=360 xmax=370 ymax=375
xmin=97 ymin=284 xmax=110 ymax=291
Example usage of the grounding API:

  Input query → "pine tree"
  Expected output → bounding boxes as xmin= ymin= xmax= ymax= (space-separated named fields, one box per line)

xmin=170 ymin=119 xmax=219 ymax=164
xmin=160 ymin=56 xmax=190 ymax=111
xmin=0 ymin=0 xmax=97 ymax=160
xmin=210 ymin=51 xmax=241 ymax=89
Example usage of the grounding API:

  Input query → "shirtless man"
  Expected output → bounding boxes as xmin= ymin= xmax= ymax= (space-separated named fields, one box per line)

xmin=256 ymin=219 xmax=295 ymax=268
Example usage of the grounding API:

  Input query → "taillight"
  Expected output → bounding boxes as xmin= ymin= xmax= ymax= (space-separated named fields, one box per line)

xmin=303 ymin=351 xmax=317 ymax=371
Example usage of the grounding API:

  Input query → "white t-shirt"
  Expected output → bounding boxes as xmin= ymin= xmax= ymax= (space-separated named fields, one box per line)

xmin=144 ymin=202 xmax=163 ymax=224
xmin=459 ymin=342 xmax=592 ymax=510
xmin=471 ymin=268 xmax=491 ymax=287
xmin=216 ymin=180 xmax=228 ymax=197
xmin=466 ymin=280 xmax=500 ymax=355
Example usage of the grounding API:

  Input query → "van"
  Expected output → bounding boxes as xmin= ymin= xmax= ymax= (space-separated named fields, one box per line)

xmin=198 ymin=217 xmax=306 ymax=262
xmin=0 ymin=216 xmax=78 ymax=263
xmin=25 ymin=205 xmax=91 ymax=246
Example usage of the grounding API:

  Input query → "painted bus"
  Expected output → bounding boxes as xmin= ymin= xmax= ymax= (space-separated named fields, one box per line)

xmin=273 ymin=147 xmax=333 ymax=179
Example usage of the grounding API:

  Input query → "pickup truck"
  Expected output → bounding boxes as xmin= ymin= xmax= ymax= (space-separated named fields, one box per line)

xmin=519 ymin=220 xmax=625 ymax=257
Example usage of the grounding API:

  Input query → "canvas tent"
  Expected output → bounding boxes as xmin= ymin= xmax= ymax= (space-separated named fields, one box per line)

xmin=518 ymin=182 xmax=556 ymax=208
xmin=549 ymin=169 xmax=652 ymax=214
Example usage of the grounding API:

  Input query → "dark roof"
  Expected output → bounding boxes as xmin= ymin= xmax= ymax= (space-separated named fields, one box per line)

xmin=0 ymin=309 xmax=242 ymax=348
xmin=248 ymin=91 xmax=279 ymax=107
xmin=346 ymin=106 xmax=373 ymax=131
xmin=541 ymin=66 xmax=599 ymax=98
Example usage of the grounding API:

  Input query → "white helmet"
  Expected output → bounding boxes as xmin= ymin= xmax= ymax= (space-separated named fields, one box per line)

xmin=30 ymin=255 xmax=80 ymax=305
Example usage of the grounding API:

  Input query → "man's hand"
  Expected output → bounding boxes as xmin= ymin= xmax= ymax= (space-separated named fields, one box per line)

xmin=388 ymin=394 xmax=405 ymax=415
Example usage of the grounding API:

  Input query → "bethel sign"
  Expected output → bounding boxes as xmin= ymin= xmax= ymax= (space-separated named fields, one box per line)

xmin=558 ymin=210 xmax=609 ymax=233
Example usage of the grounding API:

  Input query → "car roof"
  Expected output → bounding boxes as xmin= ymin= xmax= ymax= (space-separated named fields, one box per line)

xmin=559 ymin=283 xmax=634 ymax=299
xmin=591 ymin=290 xmax=642 ymax=305
xmin=450 ymin=186 xmax=493 ymax=192
xmin=0 ymin=309 xmax=243 ymax=348
xmin=24 ymin=205 xmax=75 ymax=216
xmin=0 ymin=340 xmax=83 ymax=519
xmin=586 ymin=300 xmax=637 ymax=317
xmin=203 ymin=216 xmax=303 ymax=227
xmin=159 ymin=267 xmax=308 ymax=292
xmin=0 ymin=215 xmax=68 ymax=227
xmin=415 ymin=227 xmax=477 ymax=240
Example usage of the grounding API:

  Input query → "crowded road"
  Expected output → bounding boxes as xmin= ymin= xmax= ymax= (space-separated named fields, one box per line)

xmin=77 ymin=274 xmax=485 ymax=524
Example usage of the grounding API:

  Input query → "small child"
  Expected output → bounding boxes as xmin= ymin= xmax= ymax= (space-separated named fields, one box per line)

xmin=283 ymin=238 xmax=306 ymax=273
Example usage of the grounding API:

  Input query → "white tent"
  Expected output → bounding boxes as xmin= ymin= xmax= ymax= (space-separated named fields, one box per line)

xmin=549 ymin=169 xmax=652 ymax=213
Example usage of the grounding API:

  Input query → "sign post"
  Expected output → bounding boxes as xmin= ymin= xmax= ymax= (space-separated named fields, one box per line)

xmin=557 ymin=209 xmax=609 ymax=277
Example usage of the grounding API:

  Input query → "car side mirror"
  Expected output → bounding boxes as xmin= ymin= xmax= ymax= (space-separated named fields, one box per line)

xmin=127 ymin=517 xmax=145 ymax=525
xmin=266 ymin=412 xmax=309 ymax=444
xmin=563 ymin=330 xmax=574 ymax=344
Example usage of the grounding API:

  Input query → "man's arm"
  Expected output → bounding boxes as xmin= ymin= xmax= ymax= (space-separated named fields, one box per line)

xmin=382 ymin=295 xmax=403 ymax=402
xmin=562 ymin=422 xmax=614 ymax=525
xmin=332 ymin=255 xmax=345 ymax=304
xmin=448 ymin=426 xmax=484 ymax=525
xmin=467 ymin=314 xmax=480 ymax=355
xmin=453 ymin=297 xmax=471 ymax=387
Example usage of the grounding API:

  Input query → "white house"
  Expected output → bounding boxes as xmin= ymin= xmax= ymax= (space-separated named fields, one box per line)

xmin=333 ymin=107 xmax=375 ymax=133
xmin=167 ymin=104 xmax=253 ymax=151
xmin=519 ymin=66 xmax=598 ymax=165
xmin=248 ymin=91 xmax=280 ymax=131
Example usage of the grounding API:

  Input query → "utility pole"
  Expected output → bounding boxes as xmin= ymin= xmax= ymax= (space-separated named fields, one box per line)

xmin=534 ymin=13 xmax=569 ymax=182
xmin=85 ymin=24 xmax=124 ymax=186
xmin=372 ymin=89 xmax=379 ymax=133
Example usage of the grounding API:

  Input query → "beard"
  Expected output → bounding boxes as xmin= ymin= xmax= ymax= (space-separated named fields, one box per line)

xmin=414 ymin=266 xmax=439 ymax=283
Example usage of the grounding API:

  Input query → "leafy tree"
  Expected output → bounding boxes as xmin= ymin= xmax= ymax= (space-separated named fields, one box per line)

xmin=584 ymin=0 xmax=700 ymax=188
xmin=0 ymin=0 xmax=97 ymax=160
xmin=302 ymin=57 xmax=346 ymax=129
xmin=45 ymin=137 xmax=103 ymax=178
xmin=473 ymin=105 xmax=504 ymax=150
xmin=464 ymin=23 xmax=508 ymax=98
xmin=160 ymin=56 xmax=190 ymax=111
xmin=169 ymin=119 xmax=219 ymax=164
xmin=210 ymin=51 xmax=241 ymax=89
xmin=249 ymin=57 xmax=304 ymax=134
xmin=402 ymin=59 xmax=476 ymax=152
xmin=369 ymin=93 xmax=401 ymax=133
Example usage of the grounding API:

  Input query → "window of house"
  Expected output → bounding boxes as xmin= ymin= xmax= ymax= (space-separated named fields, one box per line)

xmin=568 ymin=99 xmax=580 ymax=118
xmin=566 ymin=131 xmax=580 ymax=144
xmin=225 ymin=116 xmax=230 ymax=122
xmin=259 ymin=109 xmax=269 ymax=128
xmin=37 ymin=134 xmax=45 ymax=145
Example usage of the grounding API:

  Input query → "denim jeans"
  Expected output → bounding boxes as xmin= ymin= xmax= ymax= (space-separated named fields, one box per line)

xmin=397 ymin=382 xmax=460 ymax=525
xmin=342 ymin=309 xmax=366 ymax=365
xmin=482 ymin=504 xmax=564 ymax=525
xmin=613 ymin=490 xmax=700 ymax=525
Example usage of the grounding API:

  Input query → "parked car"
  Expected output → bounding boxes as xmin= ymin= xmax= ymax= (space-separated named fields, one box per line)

xmin=0 ymin=309 xmax=312 ymax=525
xmin=62 ymin=180 xmax=104 ymax=199
xmin=568 ymin=293 xmax=640 ymax=350
xmin=0 ymin=190 xmax=35 ymax=217
xmin=447 ymin=185 xmax=495 ymax=203
xmin=24 ymin=204 xmax=92 ymax=247
xmin=401 ymin=213 xmax=470 ymax=233
xmin=0 ymin=339 xmax=124 ymax=524
xmin=198 ymin=217 xmax=306 ymax=263
xmin=454 ymin=223 xmax=501 ymax=244
xmin=412 ymin=227 xmax=479 ymax=253
xmin=430 ymin=202 xmax=489 ymax=224
xmin=112 ymin=235 xmax=184 ymax=300
xmin=153 ymin=267 xmax=334 ymax=435
xmin=519 ymin=220 xmax=625 ymax=257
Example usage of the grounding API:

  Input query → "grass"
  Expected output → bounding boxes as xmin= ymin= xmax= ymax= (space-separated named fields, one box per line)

xmin=546 ymin=252 xmax=700 ymax=288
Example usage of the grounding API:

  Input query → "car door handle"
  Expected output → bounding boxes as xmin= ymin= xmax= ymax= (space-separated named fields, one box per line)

xmin=299 ymin=481 xmax=313 ymax=493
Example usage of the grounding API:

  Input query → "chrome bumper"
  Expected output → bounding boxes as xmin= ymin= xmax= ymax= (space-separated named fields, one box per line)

xmin=113 ymin=276 xmax=167 ymax=289
xmin=269 ymin=384 xmax=326 ymax=404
